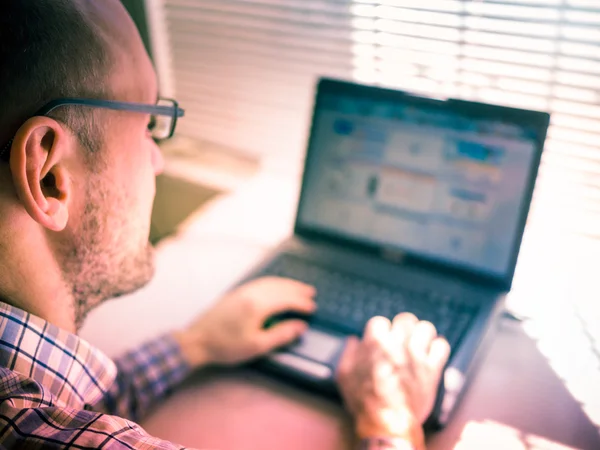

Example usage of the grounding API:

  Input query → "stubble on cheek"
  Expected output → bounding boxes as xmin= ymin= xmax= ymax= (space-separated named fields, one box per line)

xmin=58 ymin=177 xmax=157 ymax=330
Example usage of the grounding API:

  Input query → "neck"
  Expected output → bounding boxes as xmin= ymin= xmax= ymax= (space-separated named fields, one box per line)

xmin=0 ymin=229 xmax=77 ymax=334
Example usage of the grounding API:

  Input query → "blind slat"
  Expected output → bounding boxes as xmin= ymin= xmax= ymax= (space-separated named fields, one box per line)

xmin=166 ymin=2 xmax=600 ymax=40
xmin=159 ymin=0 xmax=600 ymax=237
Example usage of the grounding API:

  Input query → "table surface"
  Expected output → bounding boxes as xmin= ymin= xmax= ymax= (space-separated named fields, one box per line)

xmin=81 ymin=170 xmax=600 ymax=450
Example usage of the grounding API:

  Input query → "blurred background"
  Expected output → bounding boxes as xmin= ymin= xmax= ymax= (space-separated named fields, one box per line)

xmin=124 ymin=0 xmax=600 ymax=238
xmin=112 ymin=1 xmax=600 ymax=444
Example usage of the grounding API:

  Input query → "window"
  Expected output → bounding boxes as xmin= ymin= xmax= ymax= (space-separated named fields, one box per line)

xmin=153 ymin=0 xmax=600 ymax=237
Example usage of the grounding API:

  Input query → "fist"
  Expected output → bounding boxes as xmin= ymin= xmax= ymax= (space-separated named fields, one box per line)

xmin=174 ymin=277 xmax=317 ymax=367
xmin=336 ymin=313 xmax=450 ymax=439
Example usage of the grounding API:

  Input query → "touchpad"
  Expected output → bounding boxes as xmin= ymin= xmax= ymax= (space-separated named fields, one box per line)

xmin=288 ymin=328 xmax=345 ymax=364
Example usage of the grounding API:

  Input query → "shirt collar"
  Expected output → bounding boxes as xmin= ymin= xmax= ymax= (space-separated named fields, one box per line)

xmin=0 ymin=302 xmax=117 ymax=409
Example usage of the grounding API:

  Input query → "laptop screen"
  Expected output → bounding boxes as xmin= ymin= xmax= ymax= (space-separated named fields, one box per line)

xmin=297 ymin=81 xmax=545 ymax=280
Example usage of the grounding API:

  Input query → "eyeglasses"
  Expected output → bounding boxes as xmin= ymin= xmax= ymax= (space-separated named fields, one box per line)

xmin=0 ymin=97 xmax=185 ymax=162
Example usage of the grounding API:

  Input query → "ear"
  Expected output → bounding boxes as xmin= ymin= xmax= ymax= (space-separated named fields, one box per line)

xmin=9 ymin=116 xmax=75 ymax=232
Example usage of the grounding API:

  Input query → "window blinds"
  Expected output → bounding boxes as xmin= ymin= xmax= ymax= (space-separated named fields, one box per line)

xmin=158 ymin=0 xmax=600 ymax=237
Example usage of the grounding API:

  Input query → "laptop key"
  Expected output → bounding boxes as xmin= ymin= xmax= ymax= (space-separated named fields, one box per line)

xmin=444 ymin=313 xmax=473 ymax=348
xmin=257 ymin=254 xmax=478 ymax=347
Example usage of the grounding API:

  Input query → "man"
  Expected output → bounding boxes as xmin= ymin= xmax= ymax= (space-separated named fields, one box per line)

xmin=0 ymin=1 xmax=450 ymax=449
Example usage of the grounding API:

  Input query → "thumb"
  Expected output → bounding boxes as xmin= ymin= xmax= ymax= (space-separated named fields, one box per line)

xmin=259 ymin=319 xmax=308 ymax=353
xmin=336 ymin=335 xmax=359 ymax=382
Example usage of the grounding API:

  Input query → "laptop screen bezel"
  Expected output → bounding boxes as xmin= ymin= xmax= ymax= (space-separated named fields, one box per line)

xmin=293 ymin=78 xmax=550 ymax=291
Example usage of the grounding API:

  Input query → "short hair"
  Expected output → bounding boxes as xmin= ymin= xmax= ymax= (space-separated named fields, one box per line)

xmin=0 ymin=0 xmax=113 ymax=155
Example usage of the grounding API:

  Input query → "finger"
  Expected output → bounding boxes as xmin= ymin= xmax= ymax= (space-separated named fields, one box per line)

xmin=259 ymin=277 xmax=317 ymax=297
xmin=427 ymin=337 xmax=451 ymax=374
xmin=408 ymin=321 xmax=437 ymax=360
xmin=251 ymin=277 xmax=317 ymax=315
xmin=285 ymin=279 xmax=317 ymax=296
xmin=392 ymin=312 xmax=419 ymax=327
xmin=363 ymin=316 xmax=392 ymax=344
xmin=258 ymin=319 xmax=309 ymax=353
xmin=391 ymin=312 xmax=418 ymax=345
xmin=266 ymin=292 xmax=318 ymax=316
xmin=335 ymin=335 xmax=359 ymax=382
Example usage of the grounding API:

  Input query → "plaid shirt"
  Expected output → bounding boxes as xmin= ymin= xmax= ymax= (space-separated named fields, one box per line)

xmin=0 ymin=302 xmax=416 ymax=450
xmin=0 ymin=302 xmax=193 ymax=449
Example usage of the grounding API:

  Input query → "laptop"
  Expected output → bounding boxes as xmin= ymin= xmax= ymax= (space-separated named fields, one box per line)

xmin=240 ymin=78 xmax=550 ymax=428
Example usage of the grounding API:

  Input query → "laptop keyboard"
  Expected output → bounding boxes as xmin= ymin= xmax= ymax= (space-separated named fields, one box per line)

xmin=256 ymin=254 xmax=478 ymax=349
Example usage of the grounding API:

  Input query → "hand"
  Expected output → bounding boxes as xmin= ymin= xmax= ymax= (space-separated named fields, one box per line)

xmin=173 ymin=277 xmax=316 ymax=368
xmin=336 ymin=313 xmax=450 ymax=444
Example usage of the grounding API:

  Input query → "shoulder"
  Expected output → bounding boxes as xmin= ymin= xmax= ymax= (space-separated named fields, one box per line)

xmin=0 ymin=367 xmax=52 ymax=408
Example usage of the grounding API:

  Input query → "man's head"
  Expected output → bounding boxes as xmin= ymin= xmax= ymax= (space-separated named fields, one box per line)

xmin=0 ymin=0 xmax=165 ymax=330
